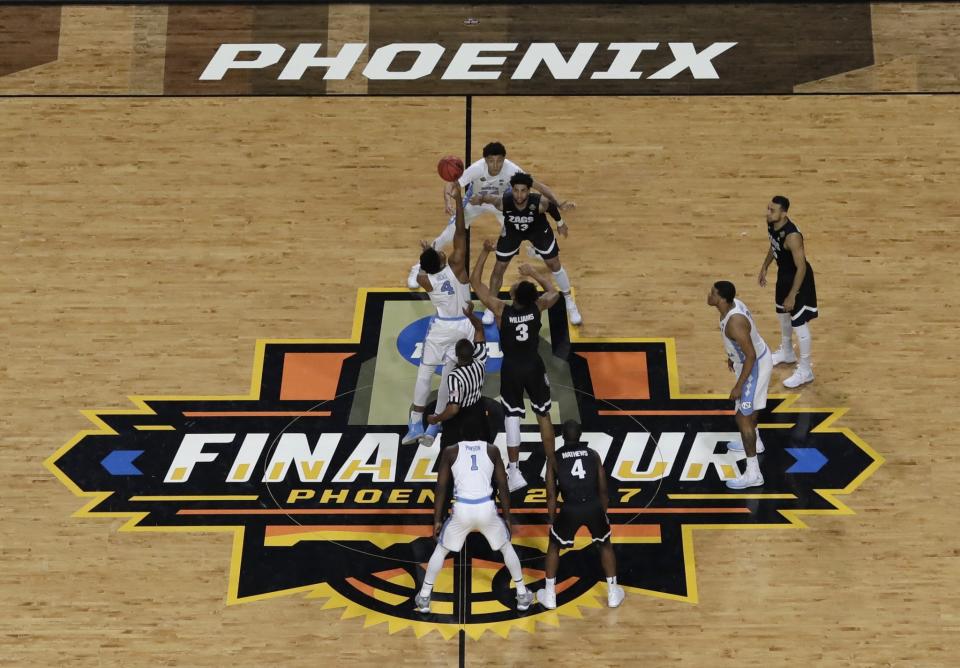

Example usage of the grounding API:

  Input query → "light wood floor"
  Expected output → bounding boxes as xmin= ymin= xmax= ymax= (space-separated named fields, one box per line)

xmin=2 ymin=94 xmax=958 ymax=666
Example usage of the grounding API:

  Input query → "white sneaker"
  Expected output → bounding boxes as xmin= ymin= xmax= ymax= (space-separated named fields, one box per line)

xmin=564 ymin=296 xmax=582 ymax=326
xmin=607 ymin=584 xmax=625 ymax=608
xmin=727 ymin=439 xmax=765 ymax=454
xmin=481 ymin=309 xmax=495 ymax=326
xmin=536 ymin=588 xmax=557 ymax=610
xmin=414 ymin=593 xmax=431 ymax=613
xmin=771 ymin=346 xmax=797 ymax=365
xmin=726 ymin=468 xmax=764 ymax=489
xmin=516 ymin=589 xmax=534 ymax=611
xmin=406 ymin=264 xmax=421 ymax=290
xmin=783 ymin=366 xmax=814 ymax=388
xmin=507 ymin=467 xmax=527 ymax=492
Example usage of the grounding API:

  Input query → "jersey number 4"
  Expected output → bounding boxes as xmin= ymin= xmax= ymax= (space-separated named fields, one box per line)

xmin=570 ymin=459 xmax=586 ymax=479
xmin=439 ymin=280 xmax=455 ymax=295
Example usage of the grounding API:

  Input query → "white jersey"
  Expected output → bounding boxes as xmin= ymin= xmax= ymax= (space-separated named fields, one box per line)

xmin=427 ymin=264 xmax=471 ymax=319
xmin=720 ymin=298 xmax=769 ymax=372
xmin=451 ymin=441 xmax=495 ymax=501
xmin=458 ymin=157 xmax=524 ymax=202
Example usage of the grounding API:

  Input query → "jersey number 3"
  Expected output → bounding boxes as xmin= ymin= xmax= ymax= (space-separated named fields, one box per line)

xmin=570 ymin=459 xmax=586 ymax=479
xmin=515 ymin=323 xmax=529 ymax=341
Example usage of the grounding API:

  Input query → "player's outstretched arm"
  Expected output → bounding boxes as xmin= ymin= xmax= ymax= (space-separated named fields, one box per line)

xmin=433 ymin=448 xmax=455 ymax=538
xmin=470 ymin=240 xmax=506 ymax=318
xmin=463 ymin=303 xmax=486 ymax=343
xmin=448 ymin=182 xmax=469 ymax=283
xmin=518 ymin=263 xmax=560 ymax=312
xmin=491 ymin=445 xmax=513 ymax=529
xmin=595 ymin=452 xmax=609 ymax=514
xmin=531 ymin=179 xmax=560 ymax=206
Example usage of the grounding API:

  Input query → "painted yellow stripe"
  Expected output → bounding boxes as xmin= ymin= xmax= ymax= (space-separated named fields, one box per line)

xmin=668 ymin=493 xmax=797 ymax=500
xmin=133 ymin=424 xmax=176 ymax=431
xmin=129 ymin=495 xmax=260 ymax=501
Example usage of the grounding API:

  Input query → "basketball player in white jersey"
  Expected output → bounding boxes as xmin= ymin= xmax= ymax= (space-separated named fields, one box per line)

xmin=415 ymin=440 xmax=534 ymax=613
xmin=403 ymin=182 xmax=473 ymax=447
xmin=407 ymin=143 xmax=571 ymax=321
xmin=708 ymin=280 xmax=772 ymax=489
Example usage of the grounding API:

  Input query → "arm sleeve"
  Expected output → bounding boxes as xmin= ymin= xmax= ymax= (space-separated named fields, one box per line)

xmin=472 ymin=342 xmax=488 ymax=363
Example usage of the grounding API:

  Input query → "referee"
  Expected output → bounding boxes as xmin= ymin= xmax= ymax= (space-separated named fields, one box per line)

xmin=426 ymin=303 xmax=490 ymax=446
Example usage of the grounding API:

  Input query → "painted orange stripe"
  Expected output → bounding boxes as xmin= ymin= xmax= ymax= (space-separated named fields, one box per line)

xmin=181 ymin=411 xmax=332 ymax=417
xmin=598 ymin=409 xmax=735 ymax=416
xmin=346 ymin=577 xmax=374 ymax=597
xmin=280 ymin=352 xmax=353 ymax=401
xmin=581 ymin=352 xmax=650 ymax=400
xmin=555 ymin=576 xmax=580 ymax=594
xmin=373 ymin=568 xmax=408 ymax=581
xmin=176 ymin=507 xmax=750 ymax=516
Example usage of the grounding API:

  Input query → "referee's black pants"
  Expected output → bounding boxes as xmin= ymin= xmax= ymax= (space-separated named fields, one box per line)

xmin=442 ymin=400 xmax=491 ymax=447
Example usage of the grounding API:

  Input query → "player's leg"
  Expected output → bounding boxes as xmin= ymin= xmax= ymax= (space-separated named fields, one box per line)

xmin=404 ymin=362 xmax=434 ymax=445
xmin=538 ymin=509 xmax=576 ymax=609
xmin=482 ymin=230 xmax=520 ymax=324
xmin=535 ymin=226 xmax=582 ymax=325
xmin=500 ymin=363 xmax=527 ymax=491
xmin=417 ymin=507 xmax=469 ymax=611
xmin=773 ymin=272 xmax=798 ymax=364
xmin=422 ymin=359 xmax=455 ymax=446
xmin=784 ymin=268 xmax=818 ymax=388
xmin=527 ymin=357 xmax=557 ymax=469
xmin=587 ymin=506 xmax=624 ymax=607
xmin=727 ymin=357 xmax=764 ymax=488
xmin=478 ymin=506 xmax=531 ymax=610
xmin=415 ymin=543 xmax=449 ymax=612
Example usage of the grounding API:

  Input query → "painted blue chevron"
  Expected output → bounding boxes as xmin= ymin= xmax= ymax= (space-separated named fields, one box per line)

xmin=785 ymin=447 xmax=828 ymax=474
xmin=101 ymin=450 xmax=144 ymax=476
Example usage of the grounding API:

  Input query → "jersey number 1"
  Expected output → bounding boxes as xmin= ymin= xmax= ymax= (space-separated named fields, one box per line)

xmin=570 ymin=459 xmax=586 ymax=479
xmin=470 ymin=454 xmax=479 ymax=471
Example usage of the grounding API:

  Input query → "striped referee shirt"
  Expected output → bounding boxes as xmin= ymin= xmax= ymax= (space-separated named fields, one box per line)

xmin=447 ymin=343 xmax=488 ymax=408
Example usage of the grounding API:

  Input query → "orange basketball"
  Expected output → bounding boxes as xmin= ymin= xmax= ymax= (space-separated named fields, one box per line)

xmin=437 ymin=155 xmax=465 ymax=182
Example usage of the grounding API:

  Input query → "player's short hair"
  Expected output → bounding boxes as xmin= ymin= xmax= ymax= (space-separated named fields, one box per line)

xmin=714 ymin=280 xmax=736 ymax=303
xmin=455 ymin=339 xmax=474 ymax=363
xmin=482 ymin=142 xmax=506 ymax=158
xmin=513 ymin=280 xmax=539 ymax=308
xmin=419 ymin=247 xmax=442 ymax=274
xmin=772 ymin=195 xmax=790 ymax=211
xmin=562 ymin=419 xmax=582 ymax=443
xmin=510 ymin=172 xmax=534 ymax=189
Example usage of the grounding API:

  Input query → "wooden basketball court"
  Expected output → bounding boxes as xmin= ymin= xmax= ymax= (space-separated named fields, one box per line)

xmin=2 ymin=3 xmax=958 ymax=666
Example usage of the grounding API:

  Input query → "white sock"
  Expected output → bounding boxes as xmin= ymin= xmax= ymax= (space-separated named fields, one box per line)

xmin=552 ymin=267 xmax=572 ymax=293
xmin=420 ymin=545 xmax=449 ymax=597
xmin=745 ymin=455 xmax=760 ymax=476
xmin=413 ymin=363 xmax=435 ymax=407
xmin=545 ymin=577 xmax=556 ymax=595
xmin=505 ymin=416 xmax=521 ymax=449
xmin=500 ymin=543 xmax=526 ymax=594
xmin=507 ymin=461 xmax=518 ymax=471
xmin=795 ymin=324 xmax=812 ymax=371
xmin=777 ymin=313 xmax=793 ymax=352
xmin=606 ymin=576 xmax=617 ymax=586
xmin=410 ymin=409 xmax=423 ymax=424
xmin=755 ymin=427 xmax=764 ymax=450
xmin=432 ymin=219 xmax=455 ymax=250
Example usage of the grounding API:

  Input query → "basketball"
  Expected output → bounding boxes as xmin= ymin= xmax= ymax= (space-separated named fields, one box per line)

xmin=437 ymin=155 xmax=464 ymax=182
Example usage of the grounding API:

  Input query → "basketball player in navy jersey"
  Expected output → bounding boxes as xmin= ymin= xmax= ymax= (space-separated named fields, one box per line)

xmin=471 ymin=172 xmax=582 ymax=325
xmin=759 ymin=196 xmax=818 ymax=388
xmin=537 ymin=420 xmax=625 ymax=610
xmin=471 ymin=240 xmax=559 ymax=491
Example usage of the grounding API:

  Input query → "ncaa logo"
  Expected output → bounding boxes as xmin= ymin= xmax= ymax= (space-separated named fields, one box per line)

xmin=396 ymin=316 xmax=504 ymax=373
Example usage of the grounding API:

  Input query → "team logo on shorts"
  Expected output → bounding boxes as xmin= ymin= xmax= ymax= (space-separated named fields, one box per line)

xmin=46 ymin=289 xmax=881 ymax=638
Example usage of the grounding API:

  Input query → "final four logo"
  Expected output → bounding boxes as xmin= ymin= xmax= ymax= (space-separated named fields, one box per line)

xmin=46 ymin=290 xmax=881 ymax=638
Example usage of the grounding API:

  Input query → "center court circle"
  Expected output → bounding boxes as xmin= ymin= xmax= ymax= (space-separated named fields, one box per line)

xmin=396 ymin=316 xmax=504 ymax=373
